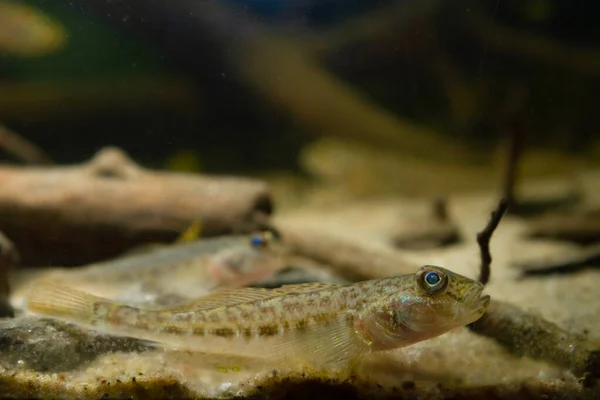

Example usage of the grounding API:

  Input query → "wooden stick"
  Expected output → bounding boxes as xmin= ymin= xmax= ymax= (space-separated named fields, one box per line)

xmin=471 ymin=201 xmax=598 ymax=381
xmin=0 ymin=147 xmax=272 ymax=266
xmin=275 ymin=221 xmax=419 ymax=281
xmin=470 ymin=299 xmax=599 ymax=382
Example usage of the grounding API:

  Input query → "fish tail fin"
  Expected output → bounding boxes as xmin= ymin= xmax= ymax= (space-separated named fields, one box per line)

xmin=25 ymin=282 xmax=107 ymax=325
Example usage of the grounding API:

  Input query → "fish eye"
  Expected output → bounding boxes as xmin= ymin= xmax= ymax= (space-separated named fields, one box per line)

xmin=425 ymin=271 xmax=440 ymax=285
xmin=416 ymin=265 xmax=448 ymax=294
xmin=250 ymin=234 xmax=265 ymax=248
xmin=250 ymin=232 xmax=272 ymax=249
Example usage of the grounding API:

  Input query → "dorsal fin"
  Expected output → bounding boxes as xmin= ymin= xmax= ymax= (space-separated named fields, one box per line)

xmin=273 ymin=282 xmax=341 ymax=294
xmin=159 ymin=282 xmax=341 ymax=313
xmin=175 ymin=220 xmax=202 ymax=244
xmin=158 ymin=288 xmax=273 ymax=312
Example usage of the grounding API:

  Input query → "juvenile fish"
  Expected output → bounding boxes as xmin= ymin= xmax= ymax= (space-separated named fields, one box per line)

xmin=13 ymin=232 xmax=285 ymax=307
xmin=24 ymin=265 xmax=490 ymax=370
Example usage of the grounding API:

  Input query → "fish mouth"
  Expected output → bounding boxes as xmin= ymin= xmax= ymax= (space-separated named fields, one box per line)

xmin=477 ymin=295 xmax=491 ymax=311
xmin=459 ymin=294 xmax=490 ymax=326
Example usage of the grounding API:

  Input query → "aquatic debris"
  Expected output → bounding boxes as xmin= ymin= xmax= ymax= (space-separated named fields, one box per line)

xmin=11 ymin=232 xmax=286 ymax=308
xmin=524 ymin=209 xmax=600 ymax=244
xmin=476 ymin=198 xmax=509 ymax=286
xmin=0 ymin=147 xmax=273 ymax=266
xmin=513 ymin=242 xmax=600 ymax=276
xmin=392 ymin=197 xmax=461 ymax=250
xmin=469 ymin=201 xmax=599 ymax=382
xmin=175 ymin=220 xmax=203 ymax=244
xmin=24 ymin=265 xmax=489 ymax=374
xmin=470 ymin=299 xmax=600 ymax=382
xmin=164 ymin=149 xmax=203 ymax=173
xmin=0 ymin=1 xmax=67 ymax=57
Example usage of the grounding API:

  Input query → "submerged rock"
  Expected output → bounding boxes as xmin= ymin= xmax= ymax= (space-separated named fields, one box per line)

xmin=0 ymin=230 xmax=19 ymax=318
xmin=0 ymin=316 xmax=150 ymax=372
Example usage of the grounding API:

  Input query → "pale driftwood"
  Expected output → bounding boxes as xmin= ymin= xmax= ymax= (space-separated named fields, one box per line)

xmin=470 ymin=299 xmax=599 ymax=381
xmin=274 ymin=221 xmax=419 ymax=281
xmin=0 ymin=147 xmax=272 ymax=266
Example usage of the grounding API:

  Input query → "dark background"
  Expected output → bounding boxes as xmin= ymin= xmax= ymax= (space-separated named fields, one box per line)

xmin=1 ymin=0 xmax=599 ymax=172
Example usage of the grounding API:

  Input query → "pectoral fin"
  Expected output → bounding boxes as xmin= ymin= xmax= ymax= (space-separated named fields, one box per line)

xmin=266 ymin=312 xmax=371 ymax=372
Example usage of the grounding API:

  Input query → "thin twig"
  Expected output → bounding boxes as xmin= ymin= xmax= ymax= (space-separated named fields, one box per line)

xmin=433 ymin=197 xmax=449 ymax=222
xmin=477 ymin=198 xmax=509 ymax=285
xmin=500 ymin=87 xmax=528 ymax=210
xmin=0 ymin=122 xmax=54 ymax=165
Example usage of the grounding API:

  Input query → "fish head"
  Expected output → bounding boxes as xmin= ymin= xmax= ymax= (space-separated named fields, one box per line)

xmin=206 ymin=231 xmax=287 ymax=287
xmin=371 ymin=265 xmax=489 ymax=346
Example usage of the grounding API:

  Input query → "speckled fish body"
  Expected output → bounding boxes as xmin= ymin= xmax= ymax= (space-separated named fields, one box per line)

xmin=25 ymin=265 xmax=490 ymax=369
xmin=12 ymin=232 xmax=286 ymax=307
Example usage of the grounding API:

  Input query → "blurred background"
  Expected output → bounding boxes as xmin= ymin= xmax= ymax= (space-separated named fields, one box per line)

xmin=0 ymin=0 xmax=598 ymax=205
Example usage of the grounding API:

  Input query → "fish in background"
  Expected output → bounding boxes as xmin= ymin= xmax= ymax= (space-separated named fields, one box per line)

xmin=11 ymin=231 xmax=287 ymax=308
xmin=0 ymin=1 xmax=67 ymax=57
